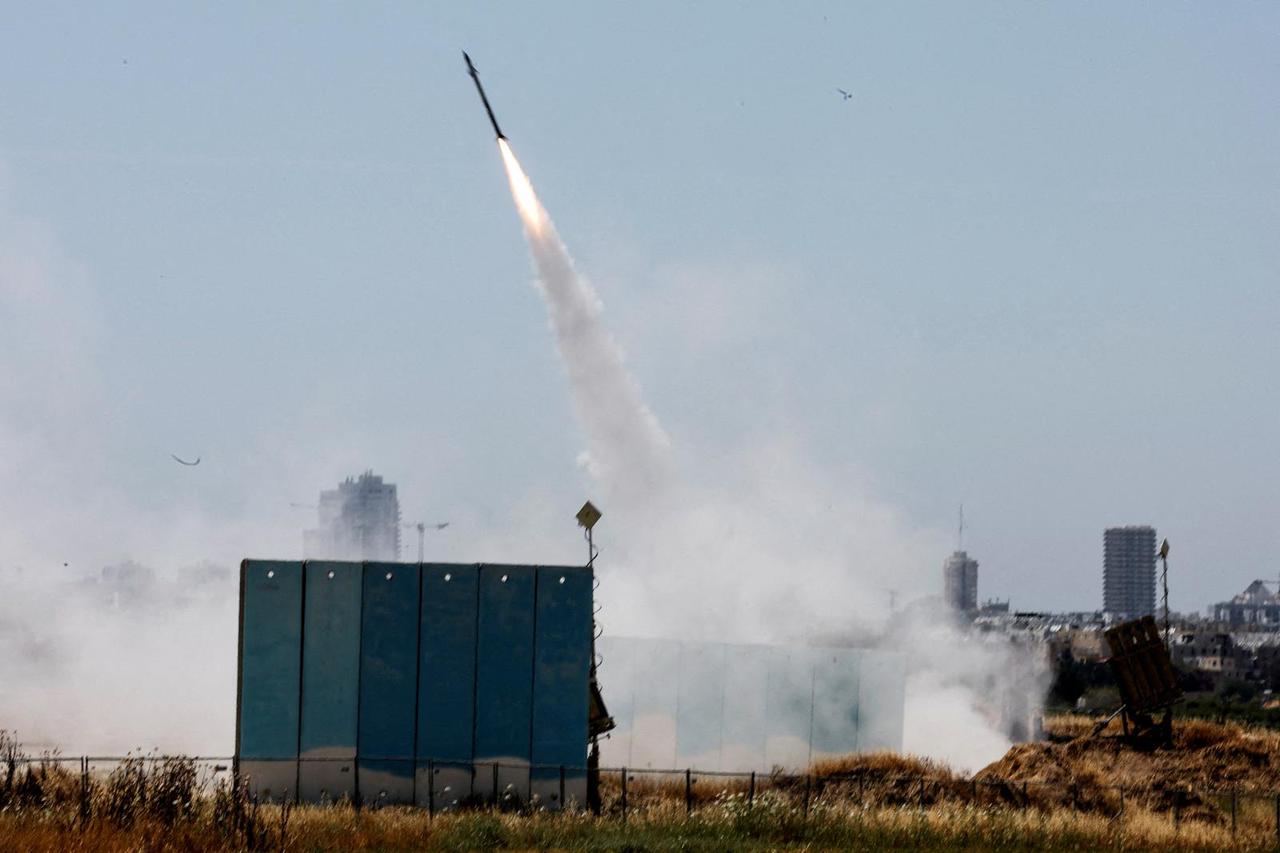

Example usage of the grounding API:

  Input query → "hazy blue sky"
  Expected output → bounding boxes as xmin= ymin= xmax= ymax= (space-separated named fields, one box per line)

xmin=1 ymin=3 xmax=1276 ymax=613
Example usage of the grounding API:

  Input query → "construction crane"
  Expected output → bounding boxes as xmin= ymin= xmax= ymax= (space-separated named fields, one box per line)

xmin=403 ymin=521 xmax=450 ymax=562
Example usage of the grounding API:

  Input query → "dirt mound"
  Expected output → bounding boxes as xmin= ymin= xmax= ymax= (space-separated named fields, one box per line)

xmin=975 ymin=716 xmax=1280 ymax=820
xmin=806 ymin=752 xmax=972 ymax=808
xmin=811 ymin=751 xmax=959 ymax=781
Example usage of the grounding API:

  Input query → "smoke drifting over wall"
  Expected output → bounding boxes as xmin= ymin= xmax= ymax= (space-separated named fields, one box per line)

xmin=497 ymin=141 xmax=1046 ymax=771
xmin=0 ymin=143 xmax=1045 ymax=773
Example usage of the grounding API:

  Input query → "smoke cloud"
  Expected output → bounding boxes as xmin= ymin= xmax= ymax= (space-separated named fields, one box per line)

xmin=0 ymin=189 xmax=242 ymax=755
xmin=497 ymin=141 xmax=1047 ymax=771
xmin=0 ymin=141 xmax=1046 ymax=773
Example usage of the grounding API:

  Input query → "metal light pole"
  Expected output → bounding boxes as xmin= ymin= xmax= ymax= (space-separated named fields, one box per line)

xmin=576 ymin=501 xmax=603 ymax=814
xmin=402 ymin=521 xmax=450 ymax=562
xmin=1159 ymin=538 xmax=1171 ymax=648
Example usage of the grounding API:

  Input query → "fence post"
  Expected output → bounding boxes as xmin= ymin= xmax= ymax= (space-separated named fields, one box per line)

xmin=1173 ymin=790 xmax=1182 ymax=829
xmin=970 ymin=777 xmax=977 ymax=803
xmin=1022 ymin=780 xmax=1028 ymax=808
xmin=80 ymin=756 xmax=89 ymax=828
xmin=1231 ymin=788 xmax=1237 ymax=833
xmin=859 ymin=770 xmax=865 ymax=805
xmin=492 ymin=763 xmax=499 ymax=805
xmin=620 ymin=769 xmax=627 ymax=823
xmin=803 ymin=774 xmax=811 ymax=816
xmin=748 ymin=771 xmax=755 ymax=808
xmin=1071 ymin=782 xmax=1078 ymax=811
xmin=559 ymin=765 xmax=565 ymax=810
xmin=279 ymin=794 xmax=291 ymax=851
xmin=918 ymin=777 xmax=926 ymax=811
xmin=685 ymin=769 xmax=692 ymax=815
xmin=251 ymin=794 xmax=261 ymax=849
xmin=427 ymin=759 xmax=435 ymax=817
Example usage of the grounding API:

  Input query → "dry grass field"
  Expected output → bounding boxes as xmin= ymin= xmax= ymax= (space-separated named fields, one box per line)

xmin=3 ymin=717 xmax=1280 ymax=851
xmin=3 ymin=795 xmax=1275 ymax=852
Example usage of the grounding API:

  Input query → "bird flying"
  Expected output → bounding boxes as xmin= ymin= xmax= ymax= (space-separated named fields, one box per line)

xmin=837 ymin=88 xmax=853 ymax=101
xmin=171 ymin=454 xmax=201 ymax=466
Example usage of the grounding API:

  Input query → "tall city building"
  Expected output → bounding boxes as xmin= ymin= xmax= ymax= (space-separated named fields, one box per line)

xmin=1103 ymin=525 xmax=1156 ymax=619
xmin=303 ymin=471 xmax=402 ymax=562
xmin=943 ymin=551 xmax=979 ymax=612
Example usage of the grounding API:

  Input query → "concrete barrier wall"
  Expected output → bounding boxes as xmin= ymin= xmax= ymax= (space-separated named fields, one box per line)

xmin=235 ymin=559 xmax=592 ymax=807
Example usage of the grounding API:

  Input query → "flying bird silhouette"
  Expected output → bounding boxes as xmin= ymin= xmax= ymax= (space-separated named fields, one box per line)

xmin=171 ymin=454 xmax=201 ymax=466
xmin=837 ymin=88 xmax=853 ymax=101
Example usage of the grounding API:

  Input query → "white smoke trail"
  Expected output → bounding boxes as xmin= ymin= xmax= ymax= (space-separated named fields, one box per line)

xmin=498 ymin=140 xmax=672 ymax=504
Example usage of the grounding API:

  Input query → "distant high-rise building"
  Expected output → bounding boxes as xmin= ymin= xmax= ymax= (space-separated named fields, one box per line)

xmin=1103 ymin=525 xmax=1156 ymax=619
xmin=943 ymin=551 xmax=979 ymax=612
xmin=303 ymin=471 xmax=402 ymax=562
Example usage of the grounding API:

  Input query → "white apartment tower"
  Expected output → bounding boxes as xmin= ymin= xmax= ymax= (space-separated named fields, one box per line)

xmin=303 ymin=471 xmax=402 ymax=562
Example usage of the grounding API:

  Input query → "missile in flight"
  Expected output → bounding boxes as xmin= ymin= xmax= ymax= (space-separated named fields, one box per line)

xmin=463 ymin=51 xmax=506 ymax=140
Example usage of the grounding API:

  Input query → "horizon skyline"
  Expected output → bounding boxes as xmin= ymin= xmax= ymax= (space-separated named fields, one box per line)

xmin=6 ymin=495 xmax=1262 ymax=619
xmin=1 ymin=3 xmax=1275 ymax=617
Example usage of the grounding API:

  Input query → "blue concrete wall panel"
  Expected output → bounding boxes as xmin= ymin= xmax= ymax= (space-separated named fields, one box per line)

xmin=675 ymin=642 xmax=726 ymax=769
xmin=415 ymin=563 xmax=479 ymax=809
xmin=237 ymin=560 xmax=303 ymax=800
xmin=764 ymin=646 xmax=816 ymax=770
xmin=530 ymin=566 xmax=592 ymax=808
xmin=298 ymin=561 xmax=362 ymax=801
xmin=357 ymin=562 xmax=420 ymax=804
xmin=810 ymin=648 xmax=860 ymax=761
xmin=718 ymin=643 xmax=770 ymax=772
xmin=624 ymin=638 xmax=681 ymax=769
xmin=594 ymin=636 xmax=637 ymax=770
xmin=474 ymin=564 xmax=536 ymax=802
xmin=857 ymin=650 xmax=905 ymax=751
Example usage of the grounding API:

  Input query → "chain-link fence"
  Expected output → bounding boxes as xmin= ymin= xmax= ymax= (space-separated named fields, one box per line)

xmin=4 ymin=752 xmax=1280 ymax=841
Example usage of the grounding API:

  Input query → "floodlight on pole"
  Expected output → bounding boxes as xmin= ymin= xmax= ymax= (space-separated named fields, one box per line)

xmin=576 ymin=501 xmax=601 ymax=568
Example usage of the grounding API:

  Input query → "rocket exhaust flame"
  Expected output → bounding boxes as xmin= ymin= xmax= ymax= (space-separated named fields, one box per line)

xmin=498 ymin=139 xmax=545 ymax=236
